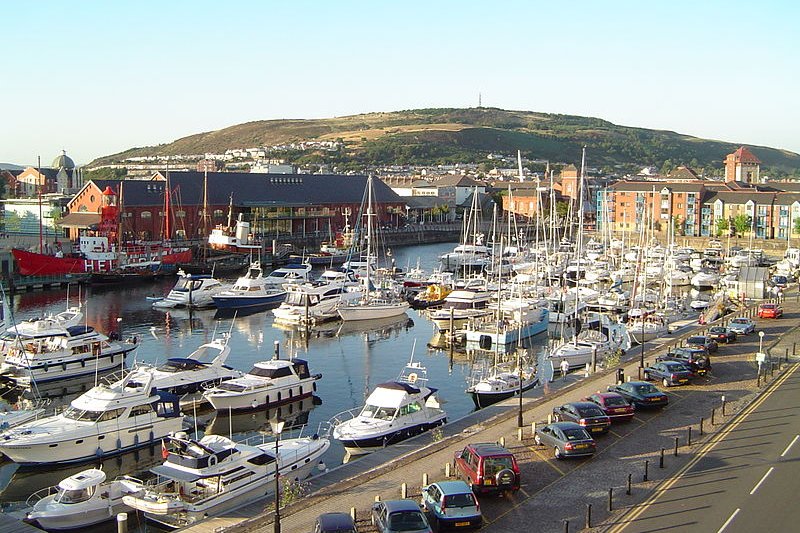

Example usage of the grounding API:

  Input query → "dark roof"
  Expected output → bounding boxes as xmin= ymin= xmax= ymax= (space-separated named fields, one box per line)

xmin=379 ymin=381 xmax=421 ymax=394
xmin=404 ymin=196 xmax=444 ymax=209
xmin=60 ymin=212 xmax=101 ymax=228
xmin=668 ymin=166 xmax=701 ymax=180
xmin=610 ymin=180 xmax=707 ymax=193
xmin=468 ymin=443 xmax=512 ymax=456
xmin=90 ymin=172 xmax=403 ymax=208
xmin=316 ymin=513 xmax=357 ymax=530
xmin=731 ymin=146 xmax=761 ymax=164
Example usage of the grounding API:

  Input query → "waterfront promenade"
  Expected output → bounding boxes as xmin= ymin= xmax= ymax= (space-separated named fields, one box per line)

xmin=176 ymin=291 xmax=800 ymax=533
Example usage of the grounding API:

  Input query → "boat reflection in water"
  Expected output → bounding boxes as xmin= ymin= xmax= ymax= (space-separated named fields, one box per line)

xmin=205 ymin=395 xmax=322 ymax=438
xmin=272 ymin=315 xmax=414 ymax=345
xmin=0 ymin=443 xmax=163 ymax=505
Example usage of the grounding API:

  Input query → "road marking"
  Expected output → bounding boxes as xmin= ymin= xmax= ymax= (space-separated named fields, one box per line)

xmin=606 ymin=362 xmax=799 ymax=533
xmin=780 ymin=435 xmax=799 ymax=457
xmin=717 ymin=508 xmax=740 ymax=533
xmin=749 ymin=466 xmax=774 ymax=494
xmin=527 ymin=446 xmax=566 ymax=476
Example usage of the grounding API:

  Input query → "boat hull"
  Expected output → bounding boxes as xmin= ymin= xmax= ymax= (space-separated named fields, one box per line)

xmin=29 ymin=499 xmax=132 ymax=530
xmin=205 ymin=378 xmax=318 ymax=412
xmin=337 ymin=302 xmax=409 ymax=321
xmin=337 ymin=416 xmax=447 ymax=456
xmin=469 ymin=379 xmax=538 ymax=409
xmin=464 ymin=309 xmax=549 ymax=348
xmin=212 ymin=292 xmax=286 ymax=310
xmin=2 ymin=344 xmax=136 ymax=384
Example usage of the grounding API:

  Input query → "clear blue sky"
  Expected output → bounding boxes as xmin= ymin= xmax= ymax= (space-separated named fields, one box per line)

xmin=2 ymin=0 xmax=798 ymax=166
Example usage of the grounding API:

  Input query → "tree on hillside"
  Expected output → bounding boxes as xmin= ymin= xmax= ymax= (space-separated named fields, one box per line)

xmin=793 ymin=216 xmax=800 ymax=235
xmin=732 ymin=213 xmax=752 ymax=237
xmin=555 ymin=201 xmax=570 ymax=220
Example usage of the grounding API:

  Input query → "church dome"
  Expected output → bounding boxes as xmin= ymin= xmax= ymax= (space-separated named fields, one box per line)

xmin=52 ymin=150 xmax=75 ymax=169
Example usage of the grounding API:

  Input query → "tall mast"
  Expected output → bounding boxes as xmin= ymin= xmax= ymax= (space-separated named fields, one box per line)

xmin=364 ymin=175 xmax=374 ymax=302
xmin=164 ymin=169 xmax=171 ymax=242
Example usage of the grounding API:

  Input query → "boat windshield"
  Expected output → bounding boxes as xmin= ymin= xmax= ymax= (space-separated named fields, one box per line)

xmin=62 ymin=407 xmax=104 ymax=422
xmin=285 ymin=292 xmax=314 ymax=306
xmin=55 ymin=487 xmax=92 ymax=504
xmin=268 ymin=271 xmax=288 ymax=278
xmin=249 ymin=366 xmax=292 ymax=379
xmin=360 ymin=404 xmax=396 ymax=420
xmin=174 ymin=279 xmax=204 ymax=292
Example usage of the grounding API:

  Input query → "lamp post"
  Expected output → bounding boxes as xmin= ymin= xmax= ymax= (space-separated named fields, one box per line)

xmin=517 ymin=347 xmax=524 ymax=428
xmin=269 ymin=416 xmax=285 ymax=533
xmin=758 ymin=330 xmax=765 ymax=354
xmin=640 ymin=317 xmax=645 ymax=368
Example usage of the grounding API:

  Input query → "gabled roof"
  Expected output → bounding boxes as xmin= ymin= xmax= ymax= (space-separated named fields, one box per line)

xmin=668 ymin=166 xmax=701 ymax=181
xmin=430 ymin=175 xmax=482 ymax=188
xmin=731 ymin=146 xmax=761 ymax=164
xmin=86 ymin=172 xmax=403 ymax=208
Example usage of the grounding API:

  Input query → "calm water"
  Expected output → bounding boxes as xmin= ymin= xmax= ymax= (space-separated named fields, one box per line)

xmin=0 ymin=242 xmax=552 ymax=518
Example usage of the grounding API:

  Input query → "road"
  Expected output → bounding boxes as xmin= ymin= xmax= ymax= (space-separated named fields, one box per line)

xmin=606 ymin=361 xmax=800 ymax=533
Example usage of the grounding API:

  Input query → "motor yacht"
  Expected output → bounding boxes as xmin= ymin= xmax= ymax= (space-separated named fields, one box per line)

xmin=122 ymin=431 xmax=329 ymax=529
xmin=26 ymin=468 xmax=144 ymax=530
xmin=463 ymin=299 xmax=549 ymax=349
xmin=0 ymin=373 xmax=183 ymax=465
xmin=0 ymin=325 xmax=136 ymax=385
xmin=272 ymin=271 xmax=362 ymax=324
xmin=211 ymin=262 xmax=287 ymax=311
xmin=428 ymin=289 xmax=492 ymax=332
xmin=123 ymin=335 xmax=241 ymax=408
xmin=331 ymin=361 xmax=446 ymax=455
xmin=262 ymin=262 xmax=312 ymax=288
xmin=153 ymin=271 xmax=226 ymax=309
xmin=203 ymin=357 xmax=321 ymax=412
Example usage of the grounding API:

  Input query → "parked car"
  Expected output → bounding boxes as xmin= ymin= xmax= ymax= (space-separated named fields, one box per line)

xmin=707 ymin=326 xmax=737 ymax=344
xmin=607 ymin=381 xmax=669 ymax=409
xmin=534 ymin=421 xmax=596 ymax=458
xmin=372 ymin=500 xmax=432 ymax=533
xmin=552 ymin=401 xmax=612 ymax=434
xmin=728 ymin=317 xmax=756 ymax=335
xmin=686 ymin=335 xmax=718 ymax=353
xmin=315 ymin=512 xmax=359 ymax=533
xmin=657 ymin=347 xmax=711 ymax=376
xmin=421 ymin=480 xmax=482 ymax=529
xmin=643 ymin=361 xmax=694 ymax=387
xmin=771 ymin=275 xmax=788 ymax=288
xmin=584 ymin=392 xmax=635 ymax=423
xmin=758 ymin=303 xmax=783 ymax=318
xmin=453 ymin=443 xmax=520 ymax=495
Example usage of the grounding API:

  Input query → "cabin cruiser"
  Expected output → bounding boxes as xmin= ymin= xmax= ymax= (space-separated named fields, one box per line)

xmin=153 ymin=271 xmax=226 ymax=309
xmin=0 ymin=324 xmax=136 ymax=385
xmin=122 ymin=335 xmax=241 ymax=408
xmin=122 ymin=432 xmax=329 ymax=529
xmin=464 ymin=299 xmax=549 ymax=349
xmin=0 ymin=373 xmax=183 ymax=465
xmin=627 ymin=314 xmax=669 ymax=345
xmin=691 ymin=270 xmax=720 ymax=289
xmin=203 ymin=358 xmax=321 ymax=412
xmin=0 ymin=306 xmax=84 ymax=351
xmin=262 ymin=262 xmax=312 ymax=288
xmin=212 ymin=262 xmax=287 ymax=310
xmin=547 ymin=319 xmax=631 ymax=370
xmin=331 ymin=361 xmax=446 ymax=455
xmin=26 ymin=468 xmax=144 ymax=530
xmin=428 ymin=289 xmax=493 ymax=332
xmin=272 ymin=271 xmax=362 ymax=324
xmin=440 ymin=243 xmax=491 ymax=272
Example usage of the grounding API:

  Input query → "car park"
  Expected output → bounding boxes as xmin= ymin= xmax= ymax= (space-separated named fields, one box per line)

xmin=453 ymin=443 xmax=520 ymax=495
xmin=707 ymin=326 xmax=736 ymax=343
xmin=552 ymin=401 xmax=611 ymax=434
xmin=607 ymin=381 xmax=669 ymax=409
xmin=584 ymin=392 xmax=634 ymax=423
xmin=727 ymin=317 xmax=756 ymax=335
xmin=534 ymin=421 xmax=596 ymax=458
xmin=315 ymin=512 xmax=359 ymax=533
xmin=421 ymin=480 xmax=482 ymax=529
xmin=758 ymin=303 xmax=783 ymax=318
xmin=643 ymin=361 xmax=694 ymax=387
xmin=686 ymin=335 xmax=718 ymax=353
xmin=372 ymin=500 xmax=432 ymax=533
xmin=656 ymin=347 xmax=711 ymax=376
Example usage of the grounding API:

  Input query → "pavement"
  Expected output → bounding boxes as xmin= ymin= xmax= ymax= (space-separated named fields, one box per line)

xmin=177 ymin=291 xmax=800 ymax=533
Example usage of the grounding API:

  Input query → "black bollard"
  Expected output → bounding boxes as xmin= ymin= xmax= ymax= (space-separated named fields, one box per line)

xmin=700 ymin=417 xmax=704 ymax=436
xmin=608 ymin=487 xmax=613 ymax=511
xmin=757 ymin=369 xmax=762 ymax=387
xmin=644 ymin=460 xmax=649 ymax=482
xmin=711 ymin=408 xmax=716 ymax=425
xmin=626 ymin=473 xmax=632 ymax=495
xmin=674 ymin=436 xmax=679 ymax=456
xmin=794 ymin=342 xmax=796 ymax=356
xmin=586 ymin=504 xmax=592 ymax=529
xmin=660 ymin=448 xmax=665 ymax=468
xmin=688 ymin=427 xmax=692 ymax=446
xmin=563 ymin=519 xmax=569 ymax=533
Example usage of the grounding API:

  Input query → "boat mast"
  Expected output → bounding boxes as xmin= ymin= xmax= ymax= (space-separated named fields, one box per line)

xmin=364 ymin=175 xmax=374 ymax=303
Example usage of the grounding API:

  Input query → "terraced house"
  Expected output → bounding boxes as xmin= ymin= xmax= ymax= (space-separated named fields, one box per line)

xmin=597 ymin=147 xmax=800 ymax=240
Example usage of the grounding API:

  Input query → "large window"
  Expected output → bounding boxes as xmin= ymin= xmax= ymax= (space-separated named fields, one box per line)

xmin=141 ymin=211 xmax=152 ymax=219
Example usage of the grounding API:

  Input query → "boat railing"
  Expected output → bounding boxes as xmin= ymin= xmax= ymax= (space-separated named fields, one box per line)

xmin=321 ymin=407 xmax=361 ymax=437
xmin=25 ymin=485 xmax=59 ymax=507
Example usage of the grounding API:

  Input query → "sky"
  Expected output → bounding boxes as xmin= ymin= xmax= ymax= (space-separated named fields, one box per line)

xmin=2 ymin=0 xmax=799 ymax=166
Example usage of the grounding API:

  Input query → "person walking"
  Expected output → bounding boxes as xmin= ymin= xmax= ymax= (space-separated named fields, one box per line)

xmin=560 ymin=359 xmax=570 ymax=381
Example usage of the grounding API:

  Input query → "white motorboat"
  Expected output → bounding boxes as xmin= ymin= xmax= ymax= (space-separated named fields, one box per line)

xmin=263 ymin=262 xmax=312 ymax=288
xmin=545 ymin=293 xmax=588 ymax=324
xmin=26 ymin=469 xmax=144 ymax=531
xmin=464 ymin=299 xmax=549 ymax=348
xmin=0 ymin=373 xmax=183 ymax=465
xmin=0 ymin=324 xmax=137 ymax=385
xmin=428 ymin=289 xmax=493 ymax=332
xmin=0 ymin=401 xmax=47 ymax=432
xmin=1 ymin=306 xmax=84 ymax=352
xmin=331 ymin=361 xmax=446 ymax=455
xmin=123 ymin=335 xmax=241 ymax=408
xmin=691 ymin=270 xmax=719 ymax=289
xmin=153 ymin=271 xmax=226 ymax=309
xmin=272 ymin=272 xmax=362 ymax=324
xmin=203 ymin=357 xmax=321 ymax=412
xmin=122 ymin=432 xmax=329 ymax=529
xmin=212 ymin=262 xmax=287 ymax=311
xmin=547 ymin=321 xmax=631 ymax=371
xmin=627 ymin=315 xmax=669 ymax=345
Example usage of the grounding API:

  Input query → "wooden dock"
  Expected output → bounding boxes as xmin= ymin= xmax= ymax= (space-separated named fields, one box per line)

xmin=0 ymin=514 xmax=42 ymax=533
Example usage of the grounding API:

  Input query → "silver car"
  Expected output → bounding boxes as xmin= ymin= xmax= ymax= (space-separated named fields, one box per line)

xmin=727 ymin=317 xmax=755 ymax=335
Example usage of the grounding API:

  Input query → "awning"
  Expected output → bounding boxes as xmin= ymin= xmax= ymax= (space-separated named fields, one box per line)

xmin=59 ymin=212 xmax=101 ymax=228
xmin=150 ymin=464 xmax=202 ymax=482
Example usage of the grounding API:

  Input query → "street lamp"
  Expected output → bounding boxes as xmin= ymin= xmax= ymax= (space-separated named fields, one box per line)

xmin=640 ymin=318 xmax=645 ymax=368
xmin=758 ymin=330 xmax=765 ymax=354
xmin=269 ymin=416 xmax=285 ymax=533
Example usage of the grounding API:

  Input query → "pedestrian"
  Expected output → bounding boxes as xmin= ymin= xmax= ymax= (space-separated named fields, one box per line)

xmin=560 ymin=359 xmax=570 ymax=381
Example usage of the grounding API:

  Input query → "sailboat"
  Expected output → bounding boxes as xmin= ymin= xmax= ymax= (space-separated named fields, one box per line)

xmin=337 ymin=175 xmax=409 ymax=322
xmin=466 ymin=349 xmax=538 ymax=409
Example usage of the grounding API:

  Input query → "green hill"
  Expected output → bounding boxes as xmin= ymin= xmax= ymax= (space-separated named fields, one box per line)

xmin=91 ymin=108 xmax=800 ymax=175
